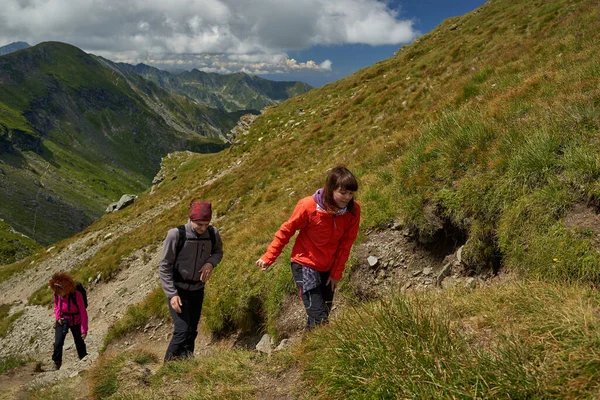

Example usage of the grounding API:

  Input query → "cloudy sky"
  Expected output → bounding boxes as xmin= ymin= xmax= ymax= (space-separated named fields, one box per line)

xmin=0 ymin=0 xmax=486 ymax=86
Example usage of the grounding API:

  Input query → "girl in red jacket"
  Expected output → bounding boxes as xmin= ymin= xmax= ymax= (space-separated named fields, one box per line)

xmin=256 ymin=166 xmax=361 ymax=329
xmin=49 ymin=272 xmax=88 ymax=370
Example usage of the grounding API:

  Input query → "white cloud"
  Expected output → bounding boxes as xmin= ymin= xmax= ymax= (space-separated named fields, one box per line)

xmin=319 ymin=60 xmax=333 ymax=71
xmin=0 ymin=0 xmax=416 ymax=75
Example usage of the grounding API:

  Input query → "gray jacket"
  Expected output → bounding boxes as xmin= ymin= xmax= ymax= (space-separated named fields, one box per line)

xmin=159 ymin=221 xmax=224 ymax=299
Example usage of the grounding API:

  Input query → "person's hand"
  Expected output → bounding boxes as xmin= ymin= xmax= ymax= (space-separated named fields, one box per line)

xmin=199 ymin=263 xmax=214 ymax=282
xmin=58 ymin=319 xmax=64 ymax=325
xmin=326 ymin=276 xmax=340 ymax=292
xmin=170 ymin=295 xmax=182 ymax=313
xmin=82 ymin=333 xmax=87 ymax=340
xmin=255 ymin=258 xmax=270 ymax=271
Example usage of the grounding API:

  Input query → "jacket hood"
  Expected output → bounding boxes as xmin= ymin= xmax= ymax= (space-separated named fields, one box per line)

xmin=312 ymin=187 xmax=349 ymax=215
xmin=312 ymin=188 xmax=326 ymax=210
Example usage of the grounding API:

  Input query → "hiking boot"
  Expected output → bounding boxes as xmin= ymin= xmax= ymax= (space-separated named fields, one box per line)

xmin=54 ymin=361 xmax=62 ymax=370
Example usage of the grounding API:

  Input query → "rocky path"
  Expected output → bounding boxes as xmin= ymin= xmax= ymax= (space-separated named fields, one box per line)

xmin=0 ymin=199 xmax=178 ymax=392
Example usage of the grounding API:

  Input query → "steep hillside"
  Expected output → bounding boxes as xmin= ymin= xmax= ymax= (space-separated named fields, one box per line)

xmin=3 ymin=0 xmax=600 ymax=398
xmin=119 ymin=63 xmax=313 ymax=112
xmin=0 ymin=42 xmax=229 ymax=245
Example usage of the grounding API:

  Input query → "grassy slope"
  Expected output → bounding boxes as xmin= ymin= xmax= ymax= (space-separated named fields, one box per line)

xmin=10 ymin=0 xmax=600 ymax=397
xmin=0 ymin=220 xmax=39 ymax=266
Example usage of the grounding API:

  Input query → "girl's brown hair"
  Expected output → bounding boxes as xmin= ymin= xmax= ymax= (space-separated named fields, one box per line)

xmin=49 ymin=272 xmax=76 ymax=295
xmin=323 ymin=166 xmax=359 ymax=214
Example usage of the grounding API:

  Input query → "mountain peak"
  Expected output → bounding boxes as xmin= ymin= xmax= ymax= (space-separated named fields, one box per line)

xmin=0 ymin=41 xmax=31 ymax=56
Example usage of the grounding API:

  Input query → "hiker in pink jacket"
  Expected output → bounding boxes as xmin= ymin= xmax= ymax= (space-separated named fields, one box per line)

xmin=49 ymin=272 xmax=88 ymax=370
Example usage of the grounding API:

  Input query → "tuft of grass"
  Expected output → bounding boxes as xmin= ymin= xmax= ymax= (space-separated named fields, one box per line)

xmin=102 ymin=287 xmax=169 ymax=351
xmin=0 ymin=355 xmax=29 ymax=373
xmin=89 ymin=350 xmax=159 ymax=399
xmin=0 ymin=303 xmax=25 ymax=338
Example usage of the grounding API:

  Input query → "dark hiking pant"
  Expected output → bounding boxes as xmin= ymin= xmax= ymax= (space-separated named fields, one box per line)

xmin=52 ymin=321 xmax=87 ymax=363
xmin=164 ymin=288 xmax=204 ymax=362
xmin=291 ymin=262 xmax=334 ymax=329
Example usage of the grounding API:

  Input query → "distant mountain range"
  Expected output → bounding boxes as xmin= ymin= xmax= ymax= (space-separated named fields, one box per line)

xmin=0 ymin=41 xmax=312 ymax=246
xmin=117 ymin=63 xmax=313 ymax=112
xmin=0 ymin=41 xmax=30 ymax=56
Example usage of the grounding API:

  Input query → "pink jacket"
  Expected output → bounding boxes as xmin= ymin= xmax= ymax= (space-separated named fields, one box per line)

xmin=53 ymin=291 xmax=88 ymax=334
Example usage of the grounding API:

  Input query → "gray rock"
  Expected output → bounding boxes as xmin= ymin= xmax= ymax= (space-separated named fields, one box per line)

xmin=456 ymin=246 xmax=464 ymax=264
xmin=256 ymin=334 xmax=273 ymax=354
xmin=465 ymin=277 xmax=476 ymax=289
xmin=423 ymin=267 xmax=433 ymax=276
xmin=115 ymin=194 xmax=138 ymax=211
xmin=275 ymin=339 xmax=291 ymax=352
xmin=105 ymin=202 xmax=118 ymax=213
xmin=367 ymin=256 xmax=379 ymax=268
xmin=436 ymin=263 xmax=452 ymax=286
xmin=442 ymin=277 xmax=457 ymax=289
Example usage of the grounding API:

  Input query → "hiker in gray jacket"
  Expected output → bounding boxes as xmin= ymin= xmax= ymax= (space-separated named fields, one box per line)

xmin=159 ymin=201 xmax=223 ymax=361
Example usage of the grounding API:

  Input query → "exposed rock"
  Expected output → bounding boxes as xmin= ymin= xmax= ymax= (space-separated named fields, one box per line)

xmin=442 ymin=277 xmax=457 ymax=289
xmin=106 ymin=194 xmax=138 ymax=213
xmin=256 ymin=334 xmax=273 ymax=354
xmin=466 ymin=277 xmax=477 ymax=289
xmin=436 ymin=263 xmax=452 ymax=286
xmin=456 ymin=246 xmax=464 ymax=264
xmin=275 ymin=339 xmax=291 ymax=352
xmin=230 ymin=113 xmax=259 ymax=142
xmin=367 ymin=256 xmax=379 ymax=268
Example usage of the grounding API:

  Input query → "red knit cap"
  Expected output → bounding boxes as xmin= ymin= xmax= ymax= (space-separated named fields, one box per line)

xmin=189 ymin=201 xmax=212 ymax=221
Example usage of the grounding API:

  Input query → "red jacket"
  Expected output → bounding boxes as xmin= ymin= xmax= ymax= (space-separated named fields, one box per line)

xmin=261 ymin=196 xmax=361 ymax=280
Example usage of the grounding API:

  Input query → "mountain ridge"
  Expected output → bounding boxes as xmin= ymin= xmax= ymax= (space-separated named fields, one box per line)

xmin=118 ymin=62 xmax=313 ymax=112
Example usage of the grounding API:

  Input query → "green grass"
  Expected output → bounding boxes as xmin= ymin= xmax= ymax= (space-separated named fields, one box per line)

xmin=89 ymin=350 xmax=159 ymax=399
xmin=0 ymin=303 xmax=24 ymax=338
xmin=0 ymin=355 xmax=30 ymax=373
xmin=302 ymin=281 xmax=600 ymax=398
xmin=88 ymin=347 xmax=302 ymax=399
xmin=0 ymin=219 xmax=40 ymax=265
xmin=102 ymin=287 xmax=169 ymax=351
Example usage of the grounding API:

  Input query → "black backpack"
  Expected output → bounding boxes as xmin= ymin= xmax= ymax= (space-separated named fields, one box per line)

xmin=75 ymin=281 xmax=88 ymax=309
xmin=175 ymin=225 xmax=216 ymax=258
xmin=173 ymin=225 xmax=216 ymax=283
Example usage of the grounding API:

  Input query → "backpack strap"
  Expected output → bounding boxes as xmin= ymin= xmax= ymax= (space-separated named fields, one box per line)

xmin=175 ymin=225 xmax=187 ymax=259
xmin=174 ymin=225 xmax=216 ymax=261
xmin=207 ymin=226 xmax=216 ymax=251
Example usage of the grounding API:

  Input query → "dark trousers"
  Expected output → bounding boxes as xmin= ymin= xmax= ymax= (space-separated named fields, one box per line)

xmin=164 ymin=288 xmax=204 ymax=362
xmin=291 ymin=262 xmax=335 ymax=329
xmin=52 ymin=321 xmax=87 ymax=363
